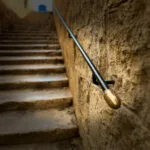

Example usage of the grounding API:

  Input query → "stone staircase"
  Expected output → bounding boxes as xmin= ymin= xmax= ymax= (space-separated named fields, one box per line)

xmin=0 ymin=24 xmax=81 ymax=150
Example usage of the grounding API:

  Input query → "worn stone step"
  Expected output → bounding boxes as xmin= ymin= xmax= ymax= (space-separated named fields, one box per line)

xmin=0 ymin=74 xmax=68 ymax=90
xmin=3 ymin=32 xmax=56 ymax=34
xmin=0 ymin=50 xmax=62 ymax=56
xmin=3 ymin=30 xmax=52 ymax=32
xmin=0 ymin=35 xmax=58 ymax=39
xmin=1 ymin=33 xmax=57 ymax=35
xmin=2 ymin=31 xmax=55 ymax=33
xmin=1 ymin=34 xmax=57 ymax=37
xmin=0 ymin=39 xmax=58 ymax=41
xmin=0 ymin=107 xmax=78 ymax=145
xmin=4 ymin=30 xmax=53 ymax=33
xmin=0 ymin=37 xmax=57 ymax=40
xmin=12 ymin=27 xmax=51 ymax=30
xmin=0 ymin=138 xmax=82 ymax=150
xmin=0 ymin=44 xmax=60 ymax=50
xmin=0 ymin=36 xmax=57 ymax=38
xmin=0 ymin=40 xmax=59 ymax=44
xmin=0 ymin=56 xmax=64 ymax=65
xmin=0 ymin=88 xmax=72 ymax=111
xmin=0 ymin=64 xmax=65 ymax=75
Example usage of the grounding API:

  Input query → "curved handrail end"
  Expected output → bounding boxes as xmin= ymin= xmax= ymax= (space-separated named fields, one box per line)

xmin=104 ymin=89 xmax=121 ymax=109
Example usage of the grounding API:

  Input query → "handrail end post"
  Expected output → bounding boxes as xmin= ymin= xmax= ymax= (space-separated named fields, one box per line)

xmin=104 ymin=89 xmax=121 ymax=109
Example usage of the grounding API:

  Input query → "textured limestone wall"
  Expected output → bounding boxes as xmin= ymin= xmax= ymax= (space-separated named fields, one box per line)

xmin=53 ymin=0 xmax=150 ymax=149
xmin=0 ymin=0 xmax=20 ymax=33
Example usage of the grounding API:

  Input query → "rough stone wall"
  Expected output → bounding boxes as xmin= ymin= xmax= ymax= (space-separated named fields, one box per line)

xmin=0 ymin=0 xmax=20 ymax=33
xmin=53 ymin=0 xmax=150 ymax=150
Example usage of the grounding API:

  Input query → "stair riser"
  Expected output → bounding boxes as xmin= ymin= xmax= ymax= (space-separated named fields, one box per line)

xmin=0 ymin=38 xmax=58 ymax=41
xmin=0 ymin=36 xmax=57 ymax=38
xmin=0 ymin=128 xmax=78 ymax=145
xmin=0 ymin=59 xmax=64 ymax=65
xmin=0 ymin=42 xmax=59 ymax=44
xmin=2 ymin=32 xmax=56 ymax=34
xmin=1 ymin=33 xmax=56 ymax=35
xmin=0 ymin=98 xmax=72 ymax=112
xmin=1 ymin=35 xmax=57 ymax=38
xmin=4 ymin=30 xmax=53 ymax=32
xmin=0 ymin=80 xmax=68 ymax=90
xmin=3 ymin=31 xmax=53 ymax=33
xmin=3 ymin=30 xmax=52 ymax=31
xmin=0 ymin=46 xmax=60 ymax=50
xmin=0 ymin=68 xmax=65 ymax=75
xmin=0 ymin=39 xmax=59 ymax=42
xmin=0 ymin=52 xmax=62 ymax=57
xmin=0 ymin=35 xmax=58 ymax=38
xmin=3 ymin=32 xmax=55 ymax=33
xmin=11 ymin=28 xmax=52 ymax=29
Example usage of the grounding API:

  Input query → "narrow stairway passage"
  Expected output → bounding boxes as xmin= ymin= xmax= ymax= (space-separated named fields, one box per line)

xmin=0 ymin=23 xmax=82 ymax=150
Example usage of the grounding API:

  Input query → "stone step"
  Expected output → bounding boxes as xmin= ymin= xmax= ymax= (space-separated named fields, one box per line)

xmin=1 ymin=35 xmax=58 ymax=38
xmin=0 ymin=74 xmax=68 ymax=90
xmin=0 ymin=37 xmax=57 ymax=40
xmin=0 ymin=35 xmax=58 ymax=38
xmin=0 ymin=50 xmax=62 ymax=56
xmin=2 ymin=31 xmax=55 ymax=33
xmin=1 ymin=34 xmax=57 ymax=37
xmin=0 ymin=88 xmax=72 ymax=111
xmin=12 ymin=27 xmax=51 ymax=30
xmin=0 ymin=64 xmax=65 ymax=75
xmin=0 ymin=138 xmax=82 ymax=150
xmin=0 ymin=44 xmax=60 ymax=50
xmin=0 ymin=56 xmax=64 ymax=65
xmin=0 ymin=40 xmax=59 ymax=44
xmin=3 ymin=30 xmax=52 ymax=33
xmin=4 ymin=30 xmax=53 ymax=33
xmin=0 ymin=107 xmax=78 ymax=145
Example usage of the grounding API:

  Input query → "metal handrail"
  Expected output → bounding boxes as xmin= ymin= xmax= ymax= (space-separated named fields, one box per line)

xmin=53 ymin=2 xmax=121 ymax=109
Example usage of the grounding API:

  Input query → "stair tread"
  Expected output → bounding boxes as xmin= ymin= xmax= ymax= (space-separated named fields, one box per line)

xmin=0 ymin=50 xmax=61 ymax=53
xmin=0 ymin=56 xmax=63 ymax=60
xmin=1 ymin=33 xmax=55 ymax=34
xmin=0 ymin=44 xmax=59 ymax=47
xmin=0 ymin=40 xmax=58 ymax=43
xmin=0 ymin=107 xmax=77 ymax=135
xmin=0 ymin=74 xmax=68 ymax=84
xmin=0 ymin=138 xmax=82 ymax=150
xmin=0 ymin=88 xmax=72 ymax=105
xmin=0 ymin=36 xmax=58 ymax=41
xmin=0 ymin=64 xmax=65 ymax=70
xmin=1 ymin=36 xmax=57 ymax=38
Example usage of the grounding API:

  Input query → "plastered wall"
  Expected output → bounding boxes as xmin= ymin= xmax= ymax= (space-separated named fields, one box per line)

xmin=2 ymin=0 xmax=31 ymax=18
xmin=0 ymin=0 xmax=20 ymax=32
xmin=53 ymin=0 xmax=150 ymax=149
xmin=28 ymin=0 xmax=53 ymax=12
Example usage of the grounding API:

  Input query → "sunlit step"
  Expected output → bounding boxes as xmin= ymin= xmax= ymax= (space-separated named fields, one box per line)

xmin=0 ymin=88 xmax=72 ymax=111
xmin=0 ymin=64 xmax=65 ymax=75
xmin=0 ymin=50 xmax=62 ymax=56
xmin=0 ymin=56 xmax=64 ymax=65
xmin=0 ymin=74 xmax=68 ymax=90
xmin=0 ymin=107 xmax=78 ymax=145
